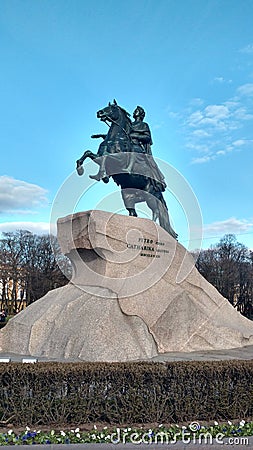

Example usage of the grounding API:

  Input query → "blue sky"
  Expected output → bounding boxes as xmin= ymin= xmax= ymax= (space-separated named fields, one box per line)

xmin=0 ymin=0 xmax=253 ymax=250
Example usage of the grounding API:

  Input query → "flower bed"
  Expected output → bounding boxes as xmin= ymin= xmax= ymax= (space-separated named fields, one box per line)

xmin=0 ymin=421 xmax=253 ymax=445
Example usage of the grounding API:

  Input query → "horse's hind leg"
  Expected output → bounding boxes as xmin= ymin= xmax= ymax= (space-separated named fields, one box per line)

xmin=146 ymin=193 xmax=159 ymax=222
xmin=121 ymin=189 xmax=138 ymax=217
xmin=127 ymin=208 xmax=138 ymax=217
xmin=152 ymin=208 xmax=159 ymax=222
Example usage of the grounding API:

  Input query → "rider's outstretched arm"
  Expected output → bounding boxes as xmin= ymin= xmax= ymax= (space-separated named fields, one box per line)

xmin=91 ymin=134 xmax=106 ymax=139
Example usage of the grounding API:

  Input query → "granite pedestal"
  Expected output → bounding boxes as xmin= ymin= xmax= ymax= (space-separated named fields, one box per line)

xmin=1 ymin=210 xmax=253 ymax=361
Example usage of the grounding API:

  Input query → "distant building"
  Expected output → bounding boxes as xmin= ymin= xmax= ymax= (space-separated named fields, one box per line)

xmin=0 ymin=266 xmax=27 ymax=313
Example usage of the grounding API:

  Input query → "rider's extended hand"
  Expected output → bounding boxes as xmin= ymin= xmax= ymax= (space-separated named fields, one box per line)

xmin=91 ymin=134 xmax=106 ymax=139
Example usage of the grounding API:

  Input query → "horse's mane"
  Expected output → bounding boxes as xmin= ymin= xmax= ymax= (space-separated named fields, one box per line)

xmin=117 ymin=105 xmax=132 ymax=126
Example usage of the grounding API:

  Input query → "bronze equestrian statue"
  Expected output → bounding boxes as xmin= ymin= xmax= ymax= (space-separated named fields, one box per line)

xmin=76 ymin=100 xmax=177 ymax=239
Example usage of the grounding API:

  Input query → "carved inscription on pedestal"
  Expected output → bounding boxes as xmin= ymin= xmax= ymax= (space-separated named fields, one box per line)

xmin=127 ymin=237 xmax=170 ymax=258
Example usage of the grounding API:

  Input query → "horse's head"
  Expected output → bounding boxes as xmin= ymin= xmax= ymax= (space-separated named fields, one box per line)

xmin=97 ymin=100 xmax=120 ymax=123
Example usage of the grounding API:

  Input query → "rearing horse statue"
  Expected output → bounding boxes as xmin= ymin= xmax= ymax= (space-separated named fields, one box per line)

xmin=76 ymin=100 xmax=178 ymax=239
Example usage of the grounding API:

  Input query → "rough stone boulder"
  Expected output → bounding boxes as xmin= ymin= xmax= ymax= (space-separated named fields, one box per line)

xmin=1 ymin=210 xmax=253 ymax=361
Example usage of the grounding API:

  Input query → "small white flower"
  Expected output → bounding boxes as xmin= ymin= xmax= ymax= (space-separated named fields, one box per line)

xmin=103 ymin=426 xmax=108 ymax=430
xmin=93 ymin=424 xmax=97 ymax=430
xmin=75 ymin=428 xmax=80 ymax=433
xmin=76 ymin=433 xmax=80 ymax=438
xmin=70 ymin=429 xmax=74 ymax=433
xmin=8 ymin=430 xmax=13 ymax=435
xmin=159 ymin=424 xmax=163 ymax=428
xmin=60 ymin=431 xmax=66 ymax=437
xmin=240 ymin=420 xmax=245 ymax=427
xmin=182 ymin=426 xmax=187 ymax=430
xmin=128 ymin=427 xmax=132 ymax=431
xmin=214 ymin=421 xmax=219 ymax=425
xmin=26 ymin=426 xmax=31 ymax=431
xmin=228 ymin=421 xmax=232 ymax=425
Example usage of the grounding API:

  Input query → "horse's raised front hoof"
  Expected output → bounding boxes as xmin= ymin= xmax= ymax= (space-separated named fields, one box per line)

xmin=76 ymin=165 xmax=84 ymax=176
xmin=102 ymin=176 xmax=109 ymax=184
xmin=83 ymin=150 xmax=92 ymax=158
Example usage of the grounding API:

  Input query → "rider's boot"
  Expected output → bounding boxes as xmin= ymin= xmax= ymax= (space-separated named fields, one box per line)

xmin=89 ymin=170 xmax=104 ymax=181
xmin=89 ymin=157 xmax=107 ymax=180
xmin=89 ymin=169 xmax=109 ymax=183
xmin=90 ymin=154 xmax=109 ymax=181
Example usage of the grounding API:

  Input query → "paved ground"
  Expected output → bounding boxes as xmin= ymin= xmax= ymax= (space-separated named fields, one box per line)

xmin=2 ymin=438 xmax=253 ymax=449
xmin=0 ymin=344 xmax=253 ymax=362
xmin=151 ymin=344 xmax=253 ymax=362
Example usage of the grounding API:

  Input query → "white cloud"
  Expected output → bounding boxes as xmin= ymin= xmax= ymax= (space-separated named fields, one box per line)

xmin=187 ymin=104 xmax=231 ymax=131
xmin=191 ymin=155 xmax=215 ymax=164
xmin=240 ymin=44 xmax=253 ymax=54
xmin=0 ymin=176 xmax=47 ymax=213
xmin=0 ymin=221 xmax=56 ymax=235
xmin=187 ymin=110 xmax=203 ymax=126
xmin=186 ymin=142 xmax=210 ymax=153
xmin=214 ymin=76 xmax=225 ymax=83
xmin=215 ymin=150 xmax=226 ymax=156
xmin=233 ymin=106 xmax=253 ymax=120
xmin=191 ymin=129 xmax=210 ymax=138
xmin=183 ymin=82 xmax=253 ymax=163
xmin=205 ymin=105 xmax=230 ymax=119
xmin=232 ymin=139 xmax=251 ymax=147
xmin=176 ymin=77 xmax=253 ymax=164
xmin=237 ymin=83 xmax=253 ymax=97
xmin=213 ymin=77 xmax=232 ymax=84
xmin=204 ymin=217 xmax=253 ymax=235
xmin=199 ymin=117 xmax=222 ymax=127
xmin=189 ymin=98 xmax=204 ymax=106
xmin=167 ymin=111 xmax=181 ymax=119
xmin=190 ymin=144 xmax=234 ymax=164
xmin=223 ymin=100 xmax=240 ymax=108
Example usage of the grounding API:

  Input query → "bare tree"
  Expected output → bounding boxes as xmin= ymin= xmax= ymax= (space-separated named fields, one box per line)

xmin=195 ymin=234 xmax=253 ymax=320
xmin=0 ymin=230 xmax=71 ymax=313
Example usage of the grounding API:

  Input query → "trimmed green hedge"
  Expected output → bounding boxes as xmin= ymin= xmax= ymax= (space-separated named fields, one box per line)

xmin=0 ymin=360 xmax=253 ymax=425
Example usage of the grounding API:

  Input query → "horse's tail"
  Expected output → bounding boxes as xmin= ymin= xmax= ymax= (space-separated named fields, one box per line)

xmin=157 ymin=194 xmax=178 ymax=240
